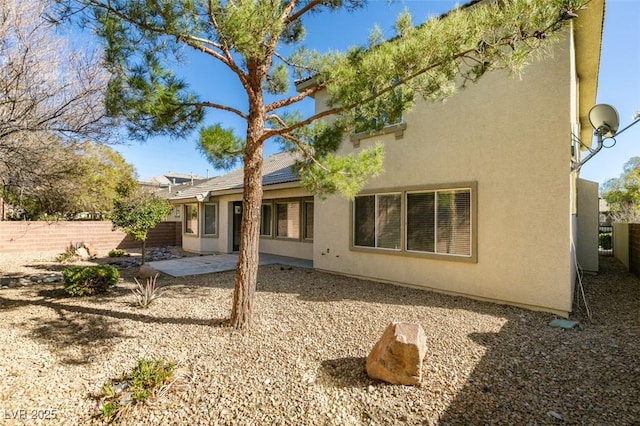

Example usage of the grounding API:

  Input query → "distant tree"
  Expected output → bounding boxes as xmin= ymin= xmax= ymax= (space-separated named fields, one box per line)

xmin=54 ymin=0 xmax=586 ymax=329
xmin=601 ymin=157 xmax=640 ymax=223
xmin=1 ymin=141 xmax=136 ymax=220
xmin=74 ymin=142 xmax=138 ymax=218
xmin=0 ymin=0 xmax=112 ymax=211
xmin=110 ymin=186 xmax=173 ymax=264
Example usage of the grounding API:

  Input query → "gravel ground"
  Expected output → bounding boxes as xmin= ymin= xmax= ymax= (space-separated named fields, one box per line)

xmin=0 ymin=251 xmax=638 ymax=425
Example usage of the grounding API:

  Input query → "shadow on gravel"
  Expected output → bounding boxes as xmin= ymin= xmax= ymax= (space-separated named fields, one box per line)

xmin=22 ymin=262 xmax=69 ymax=273
xmin=437 ymin=256 xmax=640 ymax=425
xmin=0 ymin=293 xmax=229 ymax=365
xmin=318 ymin=357 xmax=370 ymax=388
xmin=30 ymin=310 xmax=129 ymax=365
xmin=0 ymin=294 xmax=228 ymax=327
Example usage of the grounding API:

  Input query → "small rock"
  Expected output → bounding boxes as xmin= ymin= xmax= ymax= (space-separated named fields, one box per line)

xmin=136 ymin=264 xmax=159 ymax=279
xmin=548 ymin=411 xmax=563 ymax=421
xmin=42 ymin=276 xmax=60 ymax=283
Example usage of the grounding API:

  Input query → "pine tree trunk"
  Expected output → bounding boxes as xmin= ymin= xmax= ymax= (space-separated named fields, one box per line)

xmin=230 ymin=106 xmax=264 ymax=330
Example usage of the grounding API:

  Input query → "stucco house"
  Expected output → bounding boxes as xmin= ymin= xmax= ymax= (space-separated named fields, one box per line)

xmin=169 ymin=153 xmax=313 ymax=257
xmin=168 ymin=0 xmax=604 ymax=317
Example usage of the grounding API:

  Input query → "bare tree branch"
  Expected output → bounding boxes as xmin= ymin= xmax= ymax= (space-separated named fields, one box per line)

xmin=0 ymin=0 xmax=111 ymax=207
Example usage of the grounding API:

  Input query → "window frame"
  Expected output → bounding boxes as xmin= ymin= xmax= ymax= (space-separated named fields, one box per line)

xmin=405 ymin=188 xmax=472 ymax=258
xmin=352 ymin=192 xmax=403 ymax=251
xmin=184 ymin=203 xmax=199 ymax=236
xmin=303 ymin=199 xmax=314 ymax=241
xmin=275 ymin=199 xmax=302 ymax=240
xmin=203 ymin=202 xmax=218 ymax=237
xmin=350 ymin=182 xmax=477 ymax=263
xmin=260 ymin=202 xmax=273 ymax=237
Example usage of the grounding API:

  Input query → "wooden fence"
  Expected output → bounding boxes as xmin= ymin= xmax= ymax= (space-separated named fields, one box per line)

xmin=612 ymin=223 xmax=640 ymax=278
xmin=629 ymin=224 xmax=640 ymax=278
xmin=0 ymin=221 xmax=181 ymax=254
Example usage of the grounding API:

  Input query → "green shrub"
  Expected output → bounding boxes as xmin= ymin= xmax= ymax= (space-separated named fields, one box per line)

xmin=599 ymin=233 xmax=612 ymax=250
xmin=108 ymin=249 xmax=127 ymax=258
xmin=95 ymin=358 xmax=175 ymax=423
xmin=62 ymin=265 xmax=119 ymax=296
xmin=129 ymin=358 xmax=175 ymax=402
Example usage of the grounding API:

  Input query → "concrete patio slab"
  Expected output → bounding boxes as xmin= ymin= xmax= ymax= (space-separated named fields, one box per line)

xmin=146 ymin=253 xmax=312 ymax=277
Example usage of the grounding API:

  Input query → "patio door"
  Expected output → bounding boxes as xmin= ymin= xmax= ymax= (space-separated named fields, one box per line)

xmin=232 ymin=201 xmax=242 ymax=251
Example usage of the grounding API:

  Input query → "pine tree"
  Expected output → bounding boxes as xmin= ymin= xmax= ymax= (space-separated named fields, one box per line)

xmin=53 ymin=0 xmax=588 ymax=329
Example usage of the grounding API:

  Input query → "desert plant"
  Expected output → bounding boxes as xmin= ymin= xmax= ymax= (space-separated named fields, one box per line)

xmin=55 ymin=242 xmax=81 ymax=263
xmin=95 ymin=358 xmax=175 ymax=423
xmin=108 ymin=249 xmax=127 ymax=258
xmin=599 ymin=233 xmax=613 ymax=250
xmin=132 ymin=274 xmax=164 ymax=308
xmin=62 ymin=265 xmax=119 ymax=296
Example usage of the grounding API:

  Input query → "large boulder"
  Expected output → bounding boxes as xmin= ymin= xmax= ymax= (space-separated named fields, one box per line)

xmin=366 ymin=322 xmax=427 ymax=386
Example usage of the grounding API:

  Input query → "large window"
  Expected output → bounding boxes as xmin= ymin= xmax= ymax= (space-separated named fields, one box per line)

xmin=353 ymin=185 xmax=474 ymax=260
xmin=263 ymin=198 xmax=313 ymax=241
xmin=276 ymin=201 xmax=300 ymax=239
xmin=354 ymin=193 xmax=401 ymax=250
xmin=204 ymin=204 xmax=217 ymax=236
xmin=184 ymin=204 xmax=198 ymax=235
xmin=407 ymin=189 xmax=471 ymax=256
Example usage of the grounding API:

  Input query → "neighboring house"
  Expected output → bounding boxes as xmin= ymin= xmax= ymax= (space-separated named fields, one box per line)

xmin=143 ymin=173 xmax=210 ymax=223
xmin=169 ymin=0 xmax=604 ymax=317
xmin=141 ymin=172 xmax=207 ymax=187
xmin=599 ymin=198 xmax=611 ymax=226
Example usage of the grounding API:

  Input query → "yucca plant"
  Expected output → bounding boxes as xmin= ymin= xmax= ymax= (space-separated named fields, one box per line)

xmin=132 ymin=274 xmax=164 ymax=308
xmin=55 ymin=242 xmax=81 ymax=263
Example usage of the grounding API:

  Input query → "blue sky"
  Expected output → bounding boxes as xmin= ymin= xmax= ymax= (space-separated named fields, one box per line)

xmin=111 ymin=0 xmax=640 ymax=186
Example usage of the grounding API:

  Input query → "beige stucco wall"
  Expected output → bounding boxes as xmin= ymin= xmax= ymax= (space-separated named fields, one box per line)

xmin=314 ymin=36 xmax=576 ymax=315
xmin=613 ymin=223 xmax=629 ymax=270
xmin=576 ymin=179 xmax=599 ymax=272
xmin=164 ymin=206 xmax=182 ymax=223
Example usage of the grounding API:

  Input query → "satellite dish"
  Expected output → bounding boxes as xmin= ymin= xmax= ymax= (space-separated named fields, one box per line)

xmin=588 ymin=104 xmax=619 ymax=138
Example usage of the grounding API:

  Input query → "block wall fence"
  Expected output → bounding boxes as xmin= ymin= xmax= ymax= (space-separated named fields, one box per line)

xmin=0 ymin=221 xmax=181 ymax=254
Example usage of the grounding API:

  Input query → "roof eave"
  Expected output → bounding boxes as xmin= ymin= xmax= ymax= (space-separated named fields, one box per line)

xmin=168 ymin=181 xmax=302 ymax=202
xmin=168 ymin=192 xmax=211 ymax=204
xmin=574 ymin=0 xmax=605 ymax=147
xmin=212 ymin=180 xmax=302 ymax=197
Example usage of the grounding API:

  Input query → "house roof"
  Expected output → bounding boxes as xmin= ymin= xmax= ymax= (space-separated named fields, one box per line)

xmin=141 ymin=172 xmax=207 ymax=187
xmin=169 ymin=152 xmax=300 ymax=202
